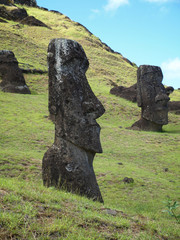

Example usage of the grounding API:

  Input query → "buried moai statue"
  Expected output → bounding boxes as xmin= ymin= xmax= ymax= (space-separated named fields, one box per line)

xmin=0 ymin=50 xmax=31 ymax=94
xmin=131 ymin=65 xmax=170 ymax=132
xmin=42 ymin=39 xmax=105 ymax=202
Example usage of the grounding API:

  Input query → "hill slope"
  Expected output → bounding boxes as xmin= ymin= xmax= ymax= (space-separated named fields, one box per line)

xmin=0 ymin=4 xmax=180 ymax=240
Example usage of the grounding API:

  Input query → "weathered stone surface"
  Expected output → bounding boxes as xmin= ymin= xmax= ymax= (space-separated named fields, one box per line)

xmin=0 ymin=5 xmax=48 ymax=28
xmin=165 ymin=86 xmax=174 ymax=96
xmin=14 ymin=0 xmax=37 ymax=7
xmin=110 ymin=84 xmax=173 ymax=104
xmin=0 ymin=50 xmax=31 ymax=94
xmin=169 ymin=101 xmax=180 ymax=115
xmin=168 ymin=101 xmax=180 ymax=111
xmin=131 ymin=65 xmax=170 ymax=131
xmin=110 ymin=83 xmax=137 ymax=102
xmin=42 ymin=39 xmax=105 ymax=202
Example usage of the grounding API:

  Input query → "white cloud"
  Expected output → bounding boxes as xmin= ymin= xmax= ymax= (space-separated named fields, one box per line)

xmin=104 ymin=0 xmax=129 ymax=11
xmin=161 ymin=58 xmax=180 ymax=89
xmin=91 ymin=9 xmax=100 ymax=14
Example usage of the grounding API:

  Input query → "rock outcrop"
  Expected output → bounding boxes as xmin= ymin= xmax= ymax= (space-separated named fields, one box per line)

xmin=0 ymin=50 xmax=31 ymax=94
xmin=14 ymin=0 xmax=37 ymax=7
xmin=0 ymin=5 xmax=28 ymax=21
xmin=110 ymin=84 xmax=137 ymax=102
xmin=0 ymin=5 xmax=49 ymax=28
xmin=131 ymin=65 xmax=170 ymax=131
xmin=0 ymin=0 xmax=12 ymax=5
xmin=168 ymin=101 xmax=180 ymax=114
xmin=19 ymin=15 xmax=50 ymax=28
xmin=110 ymin=84 xmax=173 ymax=104
xmin=42 ymin=39 xmax=105 ymax=202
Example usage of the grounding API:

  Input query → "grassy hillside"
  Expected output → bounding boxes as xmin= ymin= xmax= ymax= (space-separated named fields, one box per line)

xmin=0 ymin=4 xmax=180 ymax=240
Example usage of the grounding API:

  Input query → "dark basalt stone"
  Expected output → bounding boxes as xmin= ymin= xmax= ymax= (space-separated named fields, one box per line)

xmin=131 ymin=65 xmax=170 ymax=132
xmin=168 ymin=101 xmax=180 ymax=111
xmin=110 ymin=84 xmax=174 ymax=104
xmin=42 ymin=39 xmax=105 ymax=202
xmin=0 ymin=50 xmax=31 ymax=94
xmin=0 ymin=5 xmax=28 ymax=21
xmin=0 ymin=0 xmax=12 ymax=5
xmin=0 ymin=5 xmax=49 ymax=27
xmin=13 ymin=0 xmax=37 ymax=7
xmin=123 ymin=177 xmax=134 ymax=183
xmin=110 ymin=83 xmax=137 ymax=102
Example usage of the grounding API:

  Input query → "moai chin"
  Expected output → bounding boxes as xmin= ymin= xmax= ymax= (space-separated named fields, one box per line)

xmin=0 ymin=50 xmax=31 ymax=94
xmin=42 ymin=39 xmax=105 ymax=202
xmin=131 ymin=65 xmax=170 ymax=132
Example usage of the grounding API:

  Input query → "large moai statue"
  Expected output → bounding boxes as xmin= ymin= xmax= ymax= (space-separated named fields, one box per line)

xmin=131 ymin=65 xmax=170 ymax=131
xmin=42 ymin=39 xmax=105 ymax=202
xmin=0 ymin=50 xmax=31 ymax=94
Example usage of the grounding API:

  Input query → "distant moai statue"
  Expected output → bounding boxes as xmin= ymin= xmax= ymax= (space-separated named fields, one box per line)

xmin=131 ymin=65 xmax=170 ymax=131
xmin=0 ymin=50 xmax=31 ymax=94
xmin=13 ymin=0 xmax=37 ymax=7
xmin=42 ymin=39 xmax=105 ymax=202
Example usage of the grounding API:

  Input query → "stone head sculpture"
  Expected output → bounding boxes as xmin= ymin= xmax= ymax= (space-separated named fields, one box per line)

xmin=48 ymin=38 xmax=105 ymax=153
xmin=42 ymin=39 xmax=105 ymax=202
xmin=132 ymin=65 xmax=170 ymax=131
xmin=0 ymin=50 xmax=31 ymax=94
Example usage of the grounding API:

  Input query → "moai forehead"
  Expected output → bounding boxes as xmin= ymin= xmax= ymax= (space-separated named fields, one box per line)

xmin=137 ymin=65 xmax=163 ymax=107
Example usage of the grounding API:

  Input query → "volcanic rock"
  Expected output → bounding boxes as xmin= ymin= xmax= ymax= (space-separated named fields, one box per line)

xmin=110 ymin=83 xmax=137 ymax=102
xmin=0 ymin=0 xmax=12 ymax=5
xmin=168 ymin=101 xmax=180 ymax=112
xmin=0 ymin=50 xmax=31 ymax=94
xmin=123 ymin=177 xmax=134 ymax=183
xmin=42 ymin=39 xmax=105 ymax=202
xmin=131 ymin=65 xmax=170 ymax=131
xmin=0 ymin=5 xmax=28 ymax=21
xmin=110 ymin=84 xmax=174 ymax=104
xmin=19 ymin=15 xmax=50 ymax=28
xmin=14 ymin=0 xmax=37 ymax=7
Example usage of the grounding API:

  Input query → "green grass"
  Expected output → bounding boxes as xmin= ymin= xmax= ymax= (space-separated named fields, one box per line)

xmin=0 ymin=4 xmax=180 ymax=240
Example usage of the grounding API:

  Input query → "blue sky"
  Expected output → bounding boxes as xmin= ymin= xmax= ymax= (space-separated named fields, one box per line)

xmin=37 ymin=0 xmax=180 ymax=89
